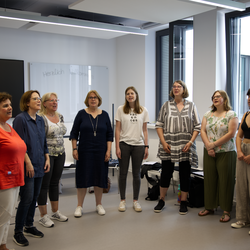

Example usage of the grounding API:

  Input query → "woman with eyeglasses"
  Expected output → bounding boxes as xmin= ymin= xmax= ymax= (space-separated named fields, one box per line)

xmin=36 ymin=93 xmax=68 ymax=228
xmin=70 ymin=90 xmax=113 ymax=217
xmin=154 ymin=80 xmax=201 ymax=215
xmin=13 ymin=90 xmax=50 ymax=247
xmin=198 ymin=90 xmax=238 ymax=223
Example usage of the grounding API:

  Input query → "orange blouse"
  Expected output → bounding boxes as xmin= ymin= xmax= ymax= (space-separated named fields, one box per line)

xmin=0 ymin=124 xmax=26 ymax=190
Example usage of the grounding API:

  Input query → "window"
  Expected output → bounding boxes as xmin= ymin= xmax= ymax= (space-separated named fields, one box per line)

xmin=156 ymin=20 xmax=193 ymax=117
xmin=226 ymin=8 xmax=250 ymax=120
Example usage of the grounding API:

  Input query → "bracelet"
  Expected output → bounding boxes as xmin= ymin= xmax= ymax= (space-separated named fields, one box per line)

xmin=189 ymin=141 xmax=193 ymax=145
xmin=145 ymin=145 xmax=149 ymax=148
xmin=73 ymin=148 xmax=77 ymax=151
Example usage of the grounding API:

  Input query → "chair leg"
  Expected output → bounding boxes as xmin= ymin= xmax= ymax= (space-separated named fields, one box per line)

xmin=116 ymin=165 xmax=120 ymax=194
xmin=172 ymin=177 xmax=175 ymax=193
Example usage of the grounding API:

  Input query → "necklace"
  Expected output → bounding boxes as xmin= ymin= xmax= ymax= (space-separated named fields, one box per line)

xmin=89 ymin=114 xmax=98 ymax=136
xmin=29 ymin=114 xmax=36 ymax=120
xmin=47 ymin=113 xmax=55 ymax=117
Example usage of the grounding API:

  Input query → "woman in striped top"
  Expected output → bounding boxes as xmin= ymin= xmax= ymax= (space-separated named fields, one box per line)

xmin=154 ymin=80 xmax=201 ymax=215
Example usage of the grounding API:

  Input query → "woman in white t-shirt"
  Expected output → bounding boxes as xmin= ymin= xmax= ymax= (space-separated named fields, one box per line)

xmin=115 ymin=86 xmax=149 ymax=212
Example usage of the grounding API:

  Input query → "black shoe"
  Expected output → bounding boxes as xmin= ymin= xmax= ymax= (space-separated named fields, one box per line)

xmin=179 ymin=201 xmax=188 ymax=215
xmin=154 ymin=199 xmax=165 ymax=213
xmin=13 ymin=232 xmax=29 ymax=246
xmin=24 ymin=227 xmax=44 ymax=238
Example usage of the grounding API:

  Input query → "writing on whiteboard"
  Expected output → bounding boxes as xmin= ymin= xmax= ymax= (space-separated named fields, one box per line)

xmin=43 ymin=69 xmax=64 ymax=77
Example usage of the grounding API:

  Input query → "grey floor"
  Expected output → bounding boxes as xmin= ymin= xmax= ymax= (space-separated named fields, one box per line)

xmin=7 ymin=170 xmax=250 ymax=250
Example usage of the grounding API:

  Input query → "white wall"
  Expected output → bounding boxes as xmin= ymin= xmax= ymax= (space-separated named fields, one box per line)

xmin=115 ymin=34 xmax=146 ymax=109
xmin=0 ymin=26 xmax=117 ymax=115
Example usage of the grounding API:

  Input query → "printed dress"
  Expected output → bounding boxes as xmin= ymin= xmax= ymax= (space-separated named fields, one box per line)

xmin=155 ymin=99 xmax=201 ymax=167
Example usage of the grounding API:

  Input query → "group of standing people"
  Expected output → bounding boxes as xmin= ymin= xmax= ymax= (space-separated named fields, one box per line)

xmin=1 ymin=81 xmax=250 ymax=250
xmin=154 ymin=80 xmax=250 ymax=235
xmin=0 ymin=86 xmax=149 ymax=250
xmin=70 ymin=86 xmax=149 ymax=216
xmin=0 ymin=90 xmax=68 ymax=249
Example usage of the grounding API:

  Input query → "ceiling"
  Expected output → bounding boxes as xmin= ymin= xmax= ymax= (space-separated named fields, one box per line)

xmin=0 ymin=0 xmax=247 ymax=39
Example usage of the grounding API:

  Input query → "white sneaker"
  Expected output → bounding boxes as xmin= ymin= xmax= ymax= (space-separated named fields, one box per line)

xmin=39 ymin=214 xmax=54 ymax=228
xmin=51 ymin=210 xmax=68 ymax=222
xmin=118 ymin=201 xmax=126 ymax=212
xmin=133 ymin=201 xmax=142 ymax=212
xmin=74 ymin=206 xmax=83 ymax=218
xmin=231 ymin=221 xmax=250 ymax=229
xmin=96 ymin=205 xmax=106 ymax=215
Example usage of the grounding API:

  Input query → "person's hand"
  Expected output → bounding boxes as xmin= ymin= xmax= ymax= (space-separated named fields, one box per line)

xmin=206 ymin=142 xmax=215 ymax=151
xmin=73 ymin=150 xmax=79 ymax=161
xmin=105 ymin=151 xmax=110 ymax=162
xmin=26 ymin=162 xmax=34 ymax=178
xmin=207 ymin=149 xmax=215 ymax=157
xmin=116 ymin=147 xmax=121 ymax=159
xmin=243 ymin=155 xmax=250 ymax=164
xmin=182 ymin=142 xmax=192 ymax=152
xmin=44 ymin=159 xmax=50 ymax=173
xmin=143 ymin=147 xmax=149 ymax=160
xmin=237 ymin=151 xmax=245 ymax=161
xmin=162 ymin=142 xmax=171 ymax=154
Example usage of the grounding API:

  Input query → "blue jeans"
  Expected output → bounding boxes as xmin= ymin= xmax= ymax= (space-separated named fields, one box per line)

xmin=15 ymin=177 xmax=43 ymax=233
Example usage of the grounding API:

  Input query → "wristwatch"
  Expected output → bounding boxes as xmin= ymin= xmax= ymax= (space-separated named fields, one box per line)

xmin=145 ymin=145 xmax=149 ymax=148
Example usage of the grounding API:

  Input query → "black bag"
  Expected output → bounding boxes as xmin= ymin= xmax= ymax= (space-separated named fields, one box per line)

xmin=145 ymin=182 xmax=160 ymax=201
xmin=141 ymin=163 xmax=161 ymax=201
xmin=187 ymin=177 xmax=204 ymax=208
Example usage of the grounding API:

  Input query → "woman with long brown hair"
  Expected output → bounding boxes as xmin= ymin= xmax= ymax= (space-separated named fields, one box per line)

xmin=115 ymin=86 xmax=149 ymax=212
xmin=198 ymin=90 xmax=238 ymax=223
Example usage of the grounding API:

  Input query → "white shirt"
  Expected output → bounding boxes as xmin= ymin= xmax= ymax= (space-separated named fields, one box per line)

xmin=115 ymin=105 xmax=149 ymax=146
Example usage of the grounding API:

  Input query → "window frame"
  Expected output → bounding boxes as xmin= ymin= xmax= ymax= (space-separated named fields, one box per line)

xmin=225 ymin=7 xmax=250 ymax=119
xmin=156 ymin=20 xmax=193 ymax=119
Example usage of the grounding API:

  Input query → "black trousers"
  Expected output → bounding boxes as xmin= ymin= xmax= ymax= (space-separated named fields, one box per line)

xmin=160 ymin=160 xmax=191 ymax=192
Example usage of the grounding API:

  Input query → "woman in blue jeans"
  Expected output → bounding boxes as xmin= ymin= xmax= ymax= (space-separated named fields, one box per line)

xmin=115 ymin=86 xmax=149 ymax=212
xmin=13 ymin=90 xmax=50 ymax=247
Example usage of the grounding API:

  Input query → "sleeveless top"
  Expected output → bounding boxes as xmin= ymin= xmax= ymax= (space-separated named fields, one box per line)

xmin=241 ymin=112 xmax=250 ymax=139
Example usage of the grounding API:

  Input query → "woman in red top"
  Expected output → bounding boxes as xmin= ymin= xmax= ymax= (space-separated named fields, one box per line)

xmin=0 ymin=92 xmax=26 ymax=250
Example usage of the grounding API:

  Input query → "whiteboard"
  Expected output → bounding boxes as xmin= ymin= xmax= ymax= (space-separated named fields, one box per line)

xmin=30 ymin=62 xmax=109 ymax=123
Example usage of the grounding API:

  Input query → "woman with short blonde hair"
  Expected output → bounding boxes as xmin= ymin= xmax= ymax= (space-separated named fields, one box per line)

xmin=37 ymin=92 xmax=68 ymax=228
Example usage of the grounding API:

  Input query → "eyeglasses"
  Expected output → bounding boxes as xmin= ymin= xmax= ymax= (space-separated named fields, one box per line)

xmin=31 ymin=97 xmax=42 ymax=101
xmin=46 ymin=99 xmax=59 ymax=103
xmin=89 ymin=96 xmax=97 ymax=100
xmin=212 ymin=95 xmax=221 ymax=100
xmin=172 ymin=85 xmax=183 ymax=89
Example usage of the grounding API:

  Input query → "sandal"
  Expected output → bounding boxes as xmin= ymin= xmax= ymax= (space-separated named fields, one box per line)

xmin=220 ymin=212 xmax=231 ymax=223
xmin=198 ymin=209 xmax=214 ymax=216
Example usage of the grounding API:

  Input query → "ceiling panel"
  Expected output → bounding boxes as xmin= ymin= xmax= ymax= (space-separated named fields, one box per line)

xmin=0 ymin=7 xmax=38 ymax=28
xmin=27 ymin=22 xmax=127 ymax=39
xmin=69 ymin=0 xmax=215 ymax=25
